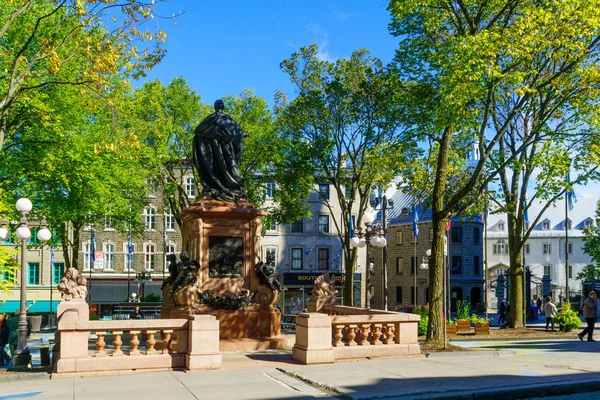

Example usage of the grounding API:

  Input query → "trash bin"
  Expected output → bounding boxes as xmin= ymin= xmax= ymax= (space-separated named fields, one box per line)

xmin=40 ymin=347 xmax=50 ymax=366
xmin=29 ymin=315 xmax=42 ymax=332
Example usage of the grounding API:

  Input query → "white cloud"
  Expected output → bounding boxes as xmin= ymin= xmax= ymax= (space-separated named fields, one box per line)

xmin=315 ymin=41 xmax=335 ymax=62
xmin=306 ymin=23 xmax=328 ymax=38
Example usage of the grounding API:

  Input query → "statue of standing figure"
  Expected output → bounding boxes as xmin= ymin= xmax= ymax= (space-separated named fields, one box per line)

xmin=192 ymin=99 xmax=247 ymax=202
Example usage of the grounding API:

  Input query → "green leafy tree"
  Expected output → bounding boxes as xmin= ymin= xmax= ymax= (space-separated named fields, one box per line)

xmin=582 ymin=201 xmax=600 ymax=282
xmin=0 ymin=0 xmax=174 ymax=152
xmin=388 ymin=0 xmax=600 ymax=341
xmin=276 ymin=45 xmax=418 ymax=306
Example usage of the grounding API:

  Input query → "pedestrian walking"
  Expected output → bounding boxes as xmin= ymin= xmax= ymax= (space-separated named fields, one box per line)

xmin=0 ymin=313 xmax=11 ymax=366
xmin=498 ymin=300 xmax=507 ymax=324
xmin=578 ymin=291 xmax=598 ymax=342
xmin=6 ymin=311 xmax=31 ymax=360
xmin=544 ymin=296 xmax=557 ymax=331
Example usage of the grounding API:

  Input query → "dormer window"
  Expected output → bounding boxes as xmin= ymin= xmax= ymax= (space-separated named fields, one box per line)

xmin=401 ymin=208 xmax=408 ymax=216
xmin=542 ymin=220 xmax=551 ymax=230
xmin=497 ymin=222 xmax=505 ymax=231
xmin=584 ymin=219 xmax=593 ymax=228
xmin=564 ymin=220 xmax=572 ymax=230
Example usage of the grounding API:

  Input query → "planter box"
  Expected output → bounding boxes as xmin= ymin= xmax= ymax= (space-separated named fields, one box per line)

xmin=446 ymin=324 xmax=457 ymax=334
xmin=474 ymin=324 xmax=490 ymax=334
xmin=456 ymin=319 xmax=471 ymax=332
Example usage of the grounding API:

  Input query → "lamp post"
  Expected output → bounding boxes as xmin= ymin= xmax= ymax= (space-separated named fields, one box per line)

xmin=0 ymin=198 xmax=51 ymax=367
xmin=350 ymin=206 xmax=386 ymax=309
xmin=134 ymin=267 xmax=152 ymax=300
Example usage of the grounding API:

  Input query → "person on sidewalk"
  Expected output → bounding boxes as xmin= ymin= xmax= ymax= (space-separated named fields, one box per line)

xmin=498 ymin=300 xmax=507 ymax=324
xmin=0 ymin=313 xmax=11 ymax=366
xmin=544 ymin=296 xmax=557 ymax=331
xmin=578 ymin=291 xmax=598 ymax=342
xmin=131 ymin=306 xmax=144 ymax=320
xmin=6 ymin=311 xmax=31 ymax=360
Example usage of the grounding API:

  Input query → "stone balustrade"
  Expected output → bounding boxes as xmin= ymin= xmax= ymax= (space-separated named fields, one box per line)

xmin=53 ymin=302 xmax=221 ymax=375
xmin=292 ymin=305 xmax=421 ymax=364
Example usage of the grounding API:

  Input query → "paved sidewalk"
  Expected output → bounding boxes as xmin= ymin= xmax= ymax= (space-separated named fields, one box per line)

xmin=1 ymin=337 xmax=600 ymax=400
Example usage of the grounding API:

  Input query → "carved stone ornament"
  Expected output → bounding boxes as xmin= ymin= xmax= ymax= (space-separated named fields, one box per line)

xmin=57 ymin=267 xmax=88 ymax=301
xmin=162 ymin=252 xmax=202 ymax=308
xmin=312 ymin=273 xmax=336 ymax=300
xmin=199 ymin=289 xmax=253 ymax=310
xmin=253 ymin=258 xmax=281 ymax=307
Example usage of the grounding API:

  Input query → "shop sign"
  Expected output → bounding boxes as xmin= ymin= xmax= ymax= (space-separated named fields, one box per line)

xmin=283 ymin=272 xmax=361 ymax=286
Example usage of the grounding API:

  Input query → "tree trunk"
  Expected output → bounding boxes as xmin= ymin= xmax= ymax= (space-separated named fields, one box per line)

xmin=343 ymin=241 xmax=357 ymax=307
xmin=507 ymin=215 xmax=524 ymax=328
xmin=426 ymin=214 xmax=447 ymax=343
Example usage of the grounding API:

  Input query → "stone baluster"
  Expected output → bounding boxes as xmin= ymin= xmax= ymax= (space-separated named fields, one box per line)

xmin=371 ymin=324 xmax=383 ymax=345
xmin=162 ymin=330 xmax=173 ymax=354
xmin=333 ymin=325 xmax=345 ymax=347
xmin=146 ymin=330 xmax=158 ymax=355
xmin=170 ymin=330 xmax=178 ymax=352
xmin=130 ymin=331 xmax=141 ymax=355
xmin=95 ymin=332 xmax=107 ymax=357
xmin=346 ymin=324 xmax=358 ymax=346
xmin=112 ymin=331 xmax=124 ymax=356
xmin=383 ymin=324 xmax=395 ymax=344
xmin=359 ymin=324 xmax=371 ymax=346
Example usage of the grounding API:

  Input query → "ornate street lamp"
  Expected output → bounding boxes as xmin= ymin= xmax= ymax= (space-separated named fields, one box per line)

xmin=134 ymin=267 xmax=152 ymax=299
xmin=0 ymin=198 xmax=51 ymax=367
xmin=350 ymin=206 xmax=386 ymax=309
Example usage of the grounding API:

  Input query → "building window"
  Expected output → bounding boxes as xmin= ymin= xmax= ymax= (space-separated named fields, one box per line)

xmin=474 ymin=227 xmax=480 ymax=243
xmin=144 ymin=207 xmax=156 ymax=230
xmin=52 ymin=263 xmax=64 ymax=285
xmin=543 ymin=242 xmax=551 ymax=255
xmin=451 ymin=256 xmax=462 ymax=274
xmin=291 ymin=219 xmax=303 ymax=233
xmin=124 ymin=242 xmax=136 ymax=271
xmin=345 ymin=185 xmax=353 ymax=200
xmin=146 ymin=179 xmax=157 ymax=197
xmin=104 ymin=243 xmax=115 ymax=270
xmin=318 ymin=215 xmax=329 ymax=233
xmin=145 ymin=243 xmax=155 ymax=270
xmin=543 ymin=265 xmax=551 ymax=277
xmin=28 ymin=263 xmax=40 ymax=285
xmin=165 ymin=213 xmax=176 ymax=231
xmin=105 ymin=215 xmax=114 ymax=230
xmin=497 ymin=222 xmax=505 ymax=231
xmin=185 ymin=176 xmax=196 ymax=197
xmin=474 ymin=256 xmax=480 ymax=275
xmin=396 ymin=286 xmax=403 ymax=305
xmin=318 ymin=183 xmax=330 ymax=200
xmin=542 ymin=220 xmax=551 ymax=230
xmin=410 ymin=257 xmax=415 ymax=275
xmin=410 ymin=287 xmax=415 ymax=305
xmin=525 ymin=243 xmax=530 ymax=255
xmin=568 ymin=265 xmax=572 ymax=279
xmin=318 ymin=248 xmax=329 ymax=270
xmin=567 ymin=242 xmax=573 ymax=255
xmin=395 ymin=231 xmax=403 ymax=245
xmin=451 ymin=227 xmax=462 ymax=243
xmin=291 ymin=248 xmax=303 ymax=270
xmin=266 ymin=182 xmax=276 ymax=198
xmin=565 ymin=220 xmax=572 ymax=230
xmin=163 ymin=243 xmax=176 ymax=270
xmin=493 ymin=240 xmax=508 ymax=255
xmin=429 ymin=228 xmax=433 ymax=243
xmin=264 ymin=219 xmax=277 ymax=231
xmin=584 ymin=220 xmax=593 ymax=228
xmin=265 ymin=247 xmax=277 ymax=268
xmin=396 ymin=257 xmax=403 ymax=274
xmin=83 ymin=242 xmax=92 ymax=271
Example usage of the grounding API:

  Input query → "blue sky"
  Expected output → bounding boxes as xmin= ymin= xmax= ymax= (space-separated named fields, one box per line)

xmin=137 ymin=0 xmax=397 ymax=105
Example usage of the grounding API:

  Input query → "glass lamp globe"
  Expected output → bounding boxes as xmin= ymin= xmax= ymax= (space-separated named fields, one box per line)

xmin=362 ymin=207 xmax=376 ymax=225
xmin=16 ymin=198 xmax=33 ymax=213
xmin=358 ymin=238 xmax=367 ymax=248
xmin=0 ymin=226 xmax=8 ymax=241
xmin=131 ymin=292 xmax=137 ymax=298
xmin=425 ymin=249 xmax=432 ymax=257
xmin=37 ymin=227 xmax=52 ymax=242
xmin=377 ymin=237 xmax=387 ymax=247
xmin=16 ymin=226 xmax=31 ymax=241
xmin=370 ymin=236 xmax=380 ymax=247
xmin=349 ymin=236 xmax=360 ymax=248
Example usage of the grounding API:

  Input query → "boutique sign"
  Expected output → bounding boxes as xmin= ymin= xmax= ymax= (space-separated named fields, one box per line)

xmin=283 ymin=272 xmax=361 ymax=286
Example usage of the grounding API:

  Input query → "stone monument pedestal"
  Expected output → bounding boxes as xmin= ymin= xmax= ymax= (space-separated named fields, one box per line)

xmin=168 ymin=199 xmax=281 ymax=340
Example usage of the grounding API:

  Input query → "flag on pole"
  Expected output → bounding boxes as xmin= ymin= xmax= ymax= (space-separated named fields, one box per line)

xmin=128 ymin=232 xmax=133 ymax=260
xmin=90 ymin=227 xmax=96 ymax=262
xmin=567 ymin=173 xmax=578 ymax=211
xmin=333 ymin=249 xmax=342 ymax=262
xmin=305 ymin=248 xmax=313 ymax=256
xmin=163 ymin=227 xmax=168 ymax=252
xmin=412 ymin=204 xmax=419 ymax=238
xmin=50 ymin=246 xmax=55 ymax=266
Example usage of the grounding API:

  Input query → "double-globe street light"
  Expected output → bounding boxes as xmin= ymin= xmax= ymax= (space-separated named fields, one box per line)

xmin=0 ymin=198 xmax=51 ymax=367
xmin=350 ymin=206 xmax=386 ymax=309
xmin=134 ymin=267 xmax=152 ymax=300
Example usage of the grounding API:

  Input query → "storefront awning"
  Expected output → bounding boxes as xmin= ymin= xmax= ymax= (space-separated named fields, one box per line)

xmin=86 ymin=281 xmax=163 ymax=304
xmin=0 ymin=300 xmax=59 ymax=313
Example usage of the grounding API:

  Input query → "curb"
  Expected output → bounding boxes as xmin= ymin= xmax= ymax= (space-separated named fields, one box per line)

xmin=0 ymin=371 xmax=50 ymax=383
xmin=424 ymin=349 xmax=515 ymax=358
xmin=363 ymin=377 xmax=600 ymax=400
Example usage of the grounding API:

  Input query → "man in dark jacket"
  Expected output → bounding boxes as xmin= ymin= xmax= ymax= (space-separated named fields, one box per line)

xmin=0 ymin=315 xmax=10 ymax=366
xmin=578 ymin=291 xmax=598 ymax=342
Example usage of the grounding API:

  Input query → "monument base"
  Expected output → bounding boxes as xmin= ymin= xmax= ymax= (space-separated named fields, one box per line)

xmin=162 ymin=304 xmax=281 ymax=339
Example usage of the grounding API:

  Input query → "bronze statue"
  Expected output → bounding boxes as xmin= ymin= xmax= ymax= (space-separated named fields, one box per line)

xmin=161 ymin=253 xmax=178 ymax=290
xmin=193 ymin=99 xmax=247 ymax=202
